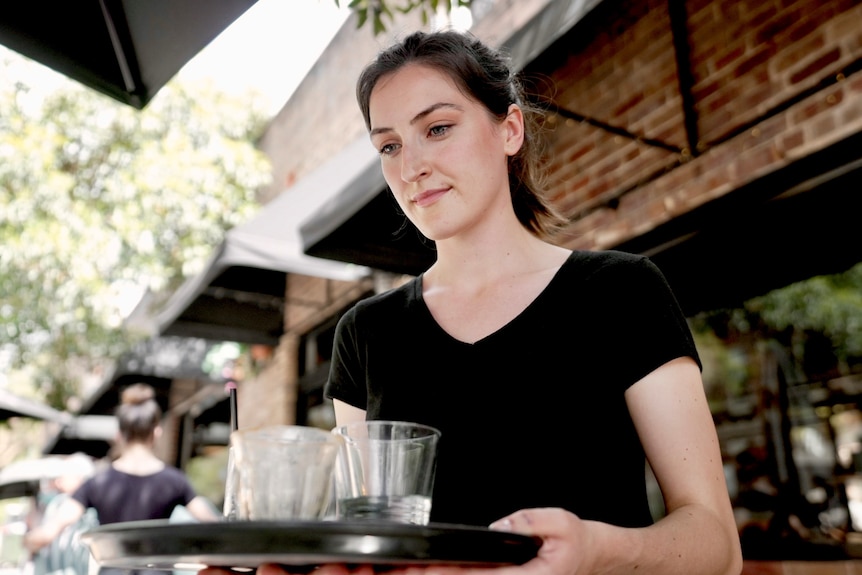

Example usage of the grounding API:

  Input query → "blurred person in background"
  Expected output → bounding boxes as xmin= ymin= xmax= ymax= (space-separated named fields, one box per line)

xmin=24 ymin=383 xmax=219 ymax=574
xmin=30 ymin=453 xmax=98 ymax=575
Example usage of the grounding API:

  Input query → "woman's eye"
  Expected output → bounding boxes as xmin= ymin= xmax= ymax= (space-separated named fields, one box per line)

xmin=429 ymin=124 xmax=450 ymax=137
xmin=379 ymin=143 xmax=400 ymax=156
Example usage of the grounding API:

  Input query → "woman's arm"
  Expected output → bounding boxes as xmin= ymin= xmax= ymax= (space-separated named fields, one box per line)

xmin=333 ymin=399 xmax=366 ymax=427
xmin=613 ymin=356 xmax=742 ymax=575
xmin=23 ymin=497 xmax=86 ymax=553
xmin=186 ymin=495 xmax=222 ymax=522
xmin=466 ymin=358 xmax=740 ymax=575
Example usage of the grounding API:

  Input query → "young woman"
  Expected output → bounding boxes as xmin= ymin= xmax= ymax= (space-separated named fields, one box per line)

xmin=209 ymin=28 xmax=743 ymax=575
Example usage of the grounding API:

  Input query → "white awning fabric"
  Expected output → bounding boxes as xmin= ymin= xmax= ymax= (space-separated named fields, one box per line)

xmin=0 ymin=388 xmax=72 ymax=424
xmin=152 ymin=137 xmax=375 ymax=340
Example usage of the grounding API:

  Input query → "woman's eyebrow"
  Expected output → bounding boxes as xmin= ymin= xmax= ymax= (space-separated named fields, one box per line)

xmin=410 ymin=102 xmax=461 ymax=125
xmin=370 ymin=102 xmax=462 ymax=137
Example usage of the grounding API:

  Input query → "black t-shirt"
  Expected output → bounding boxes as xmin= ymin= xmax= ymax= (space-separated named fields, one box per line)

xmin=326 ymin=250 xmax=700 ymax=527
xmin=72 ymin=465 xmax=197 ymax=524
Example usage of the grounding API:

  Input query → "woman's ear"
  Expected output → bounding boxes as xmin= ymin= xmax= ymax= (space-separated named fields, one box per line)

xmin=503 ymin=104 xmax=525 ymax=156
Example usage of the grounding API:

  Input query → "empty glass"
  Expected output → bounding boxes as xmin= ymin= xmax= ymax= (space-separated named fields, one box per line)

xmin=332 ymin=420 xmax=441 ymax=525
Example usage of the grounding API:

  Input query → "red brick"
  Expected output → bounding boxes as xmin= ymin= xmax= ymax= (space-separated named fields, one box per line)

xmin=811 ymin=114 xmax=838 ymax=139
xmin=789 ymin=47 xmax=842 ymax=83
xmin=755 ymin=10 xmax=798 ymax=44
xmin=772 ymin=33 xmax=826 ymax=73
xmin=735 ymin=43 xmax=778 ymax=77
xmin=779 ymin=129 xmax=805 ymax=153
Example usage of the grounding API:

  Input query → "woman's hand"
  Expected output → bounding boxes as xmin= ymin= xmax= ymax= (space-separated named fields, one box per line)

xmin=399 ymin=508 xmax=586 ymax=575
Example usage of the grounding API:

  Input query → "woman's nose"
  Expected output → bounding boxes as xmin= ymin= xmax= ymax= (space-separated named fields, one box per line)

xmin=400 ymin=146 xmax=429 ymax=182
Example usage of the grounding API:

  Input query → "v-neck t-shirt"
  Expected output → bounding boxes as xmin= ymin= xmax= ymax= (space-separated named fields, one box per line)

xmin=325 ymin=249 xmax=700 ymax=527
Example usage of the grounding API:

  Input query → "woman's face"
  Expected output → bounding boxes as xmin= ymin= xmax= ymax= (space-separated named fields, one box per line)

xmin=368 ymin=63 xmax=523 ymax=243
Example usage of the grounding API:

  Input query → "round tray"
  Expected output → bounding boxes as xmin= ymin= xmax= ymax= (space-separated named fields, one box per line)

xmin=81 ymin=519 xmax=542 ymax=570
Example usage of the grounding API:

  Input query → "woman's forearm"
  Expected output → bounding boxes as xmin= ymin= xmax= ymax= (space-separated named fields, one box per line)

xmin=585 ymin=504 xmax=742 ymax=575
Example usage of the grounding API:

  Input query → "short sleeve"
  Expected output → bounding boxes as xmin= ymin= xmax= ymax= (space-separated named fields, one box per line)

xmin=596 ymin=254 xmax=701 ymax=387
xmin=324 ymin=305 xmax=368 ymax=410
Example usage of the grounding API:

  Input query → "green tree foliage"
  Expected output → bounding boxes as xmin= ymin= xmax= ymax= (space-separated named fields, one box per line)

xmin=693 ymin=262 xmax=862 ymax=382
xmin=750 ymin=263 xmax=862 ymax=368
xmin=0 ymin=53 xmax=272 ymax=408
xmin=339 ymin=0 xmax=471 ymax=34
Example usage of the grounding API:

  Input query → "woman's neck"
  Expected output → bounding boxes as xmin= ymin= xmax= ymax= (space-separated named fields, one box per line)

xmin=428 ymin=199 xmax=558 ymax=278
xmin=113 ymin=441 xmax=165 ymax=475
xmin=429 ymin=227 xmax=568 ymax=289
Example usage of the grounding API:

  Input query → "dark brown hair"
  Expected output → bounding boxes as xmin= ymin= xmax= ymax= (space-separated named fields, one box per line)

xmin=356 ymin=29 xmax=566 ymax=237
xmin=116 ymin=383 xmax=161 ymax=443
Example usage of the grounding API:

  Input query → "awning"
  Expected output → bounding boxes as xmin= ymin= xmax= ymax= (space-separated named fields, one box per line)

xmin=614 ymin=133 xmax=862 ymax=316
xmin=39 ymin=415 xmax=119 ymax=460
xmin=296 ymin=137 xmax=384 ymax=256
xmin=0 ymin=388 xmax=72 ymax=424
xmin=298 ymin=0 xmax=605 ymax=276
xmin=299 ymin=137 xmax=438 ymax=275
xmin=499 ymin=0 xmax=606 ymax=71
xmin=0 ymin=456 xmax=70 ymax=499
xmin=0 ymin=0 xmax=258 ymax=109
xmin=153 ymin=138 xmax=373 ymax=344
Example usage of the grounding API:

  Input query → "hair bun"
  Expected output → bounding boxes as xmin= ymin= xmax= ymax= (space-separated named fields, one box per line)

xmin=121 ymin=383 xmax=156 ymax=406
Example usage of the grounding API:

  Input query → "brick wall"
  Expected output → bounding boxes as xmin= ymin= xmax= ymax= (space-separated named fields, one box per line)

xmin=236 ymin=275 xmax=373 ymax=431
xmin=284 ymin=275 xmax=373 ymax=335
xmin=237 ymin=335 xmax=299 ymax=429
xmin=533 ymin=0 xmax=862 ymax=250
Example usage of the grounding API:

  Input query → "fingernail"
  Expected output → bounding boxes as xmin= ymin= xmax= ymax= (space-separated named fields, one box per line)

xmin=491 ymin=518 xmax=513 ymax=531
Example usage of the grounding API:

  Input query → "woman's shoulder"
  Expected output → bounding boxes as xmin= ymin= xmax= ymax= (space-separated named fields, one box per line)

xmin=552 ymin=250 xmax=670 ymax=298
xmin=334 ymin=276 xmax=422 ymax=340
xmin=123 ymin=464 xmax=191 ymax=488
xmin=154 ymin=464 xmax=186 ymax=477
xmin=567 ymin=248 xmax=647 ymax=267
xmin=346 ymin=276 xmax=421 ymax=317
xmin=564 ymin=249 xmax=660 ymax=278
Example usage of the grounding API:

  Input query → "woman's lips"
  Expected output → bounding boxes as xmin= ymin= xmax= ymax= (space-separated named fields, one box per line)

xmin=412 ymin=188 xmax=449 ymax=207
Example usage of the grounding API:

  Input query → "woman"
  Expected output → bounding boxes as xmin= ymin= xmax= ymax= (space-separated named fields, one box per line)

xmin=25 ymin=383 xmax=219 ymax=572
xmin=211 ymin=28 xmax=742 ymax=575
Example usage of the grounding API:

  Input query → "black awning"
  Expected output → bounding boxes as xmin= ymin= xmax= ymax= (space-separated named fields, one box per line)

xmin=0 ymin=457 xmax=70 ymax=499
xmin=615 ymin=132 xmax=862 ymax=316
xmin=303 ymin=188 xmax=437 ymax=277
xmin=297 ymin=136 xmax=437 ymax=275
xmin=0 ymin=0 xmax=257 ymax=109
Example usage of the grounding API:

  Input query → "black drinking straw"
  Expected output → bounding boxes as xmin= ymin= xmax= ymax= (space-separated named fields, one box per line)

xmin=224 ymin=380 xmax=239 ymax=520
xmin=226 ymin=380 xmax=238 ymax=432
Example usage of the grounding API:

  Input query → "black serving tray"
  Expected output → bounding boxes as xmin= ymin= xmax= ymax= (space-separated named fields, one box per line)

xmin=81 ymin=519 xmax=542 ymax=571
